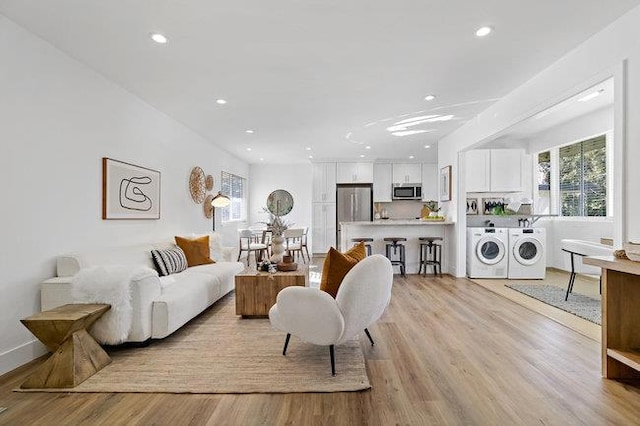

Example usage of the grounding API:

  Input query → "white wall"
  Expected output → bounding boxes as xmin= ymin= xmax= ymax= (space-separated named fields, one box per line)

xmin=439 ymin=5 xmax=640 ymax=276
xmin=0 ymin=16 xmax=248 ymax=375
xmin=248 ymin=164 xmax=313 ymax=247
xmin=527 ymin=107 xmax=613 ymax=154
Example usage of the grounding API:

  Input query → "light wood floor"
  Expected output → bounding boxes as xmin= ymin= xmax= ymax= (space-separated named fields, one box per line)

xmin=471 ymin=268 xmax=602 ymax=341
xmin=2 ymin=273 xmax=640 ymax=425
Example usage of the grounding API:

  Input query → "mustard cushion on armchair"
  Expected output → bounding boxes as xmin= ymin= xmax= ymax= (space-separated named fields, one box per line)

xmin=319 ymin=242 xmax=366 ymax=298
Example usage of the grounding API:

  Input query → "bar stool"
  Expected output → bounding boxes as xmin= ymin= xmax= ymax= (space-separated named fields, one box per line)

xmin=418 ymin=237 xmax=443 ymax=277
xmin=384 ymin=237 xmax=406 ymax=277
xmin=350 ymin=238 xmax=373 ymax=256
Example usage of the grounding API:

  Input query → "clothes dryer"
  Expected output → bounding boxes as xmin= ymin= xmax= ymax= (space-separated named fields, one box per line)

xmin=467 ymin=228 xmax=509 ymax=278
xmin=508 ymin=228 xmax=546 ymax=279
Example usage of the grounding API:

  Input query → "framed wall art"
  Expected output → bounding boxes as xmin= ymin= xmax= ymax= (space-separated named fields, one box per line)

xmin=102 ymin=158 xmax=161 ymax=219
xmin=466 ymin=198 xmax=479 ymax=215
xmin=439 ymin=165 xmax=452 ymax=201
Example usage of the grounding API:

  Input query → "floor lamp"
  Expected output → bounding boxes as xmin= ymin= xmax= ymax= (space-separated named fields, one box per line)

xmin=211 ymin=191 xmax=231 ymax=231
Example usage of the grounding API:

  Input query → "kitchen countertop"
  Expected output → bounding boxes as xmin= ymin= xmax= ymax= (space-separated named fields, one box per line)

xmin=341 ymin=219 xmax=454 ymax=226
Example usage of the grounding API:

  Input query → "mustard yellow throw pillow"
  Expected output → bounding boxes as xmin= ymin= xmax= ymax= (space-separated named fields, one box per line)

xmin=319 ymin=242 xmax=366 ymax=298
xmin=175 ymin=235 xmax=215 ymax=267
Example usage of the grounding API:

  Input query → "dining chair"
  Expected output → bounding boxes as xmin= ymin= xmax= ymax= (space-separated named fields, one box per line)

xmin=237 ymin=229 xmax=268 ymax=268
xmin=283 ymin=228 xmax=305 ymax=263
xmin=300 ymin=227 xmax=311 ymax=262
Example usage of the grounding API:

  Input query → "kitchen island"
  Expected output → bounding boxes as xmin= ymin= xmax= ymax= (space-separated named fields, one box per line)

xmin=340 ymin=219 xmax=454 ymax=274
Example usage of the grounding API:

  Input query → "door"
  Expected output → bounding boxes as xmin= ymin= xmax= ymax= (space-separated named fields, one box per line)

xmin=512 ymin=237 xmax=543 ymax=265
xmin=476 ymin=236 xmax=506 ymax=265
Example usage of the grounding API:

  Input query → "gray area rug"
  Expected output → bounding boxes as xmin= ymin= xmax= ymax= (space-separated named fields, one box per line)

xmin=506 ymin=284 xmax=601 ymax=325
xmin=16 ymin=294 xmax=370 ymax=393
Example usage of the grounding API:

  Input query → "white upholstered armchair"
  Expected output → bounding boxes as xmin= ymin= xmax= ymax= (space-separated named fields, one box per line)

xmin=269 ymin=254 xmax=393 ymax=375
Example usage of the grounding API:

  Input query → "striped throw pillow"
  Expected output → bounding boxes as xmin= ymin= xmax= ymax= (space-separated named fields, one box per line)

xmin=151 ymin=248 xmax=188 ymax=276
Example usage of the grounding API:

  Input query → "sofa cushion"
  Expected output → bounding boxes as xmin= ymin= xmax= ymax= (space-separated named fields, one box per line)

xmin=151 ymin=248 xmax=188 ymax=276
xmin=320 ymin=242 xmax=367 ymax=298
xmin=57 ymin=244 xmax=157 ymax=277
xmin=175 ymin=235 xmax=215 ymax=267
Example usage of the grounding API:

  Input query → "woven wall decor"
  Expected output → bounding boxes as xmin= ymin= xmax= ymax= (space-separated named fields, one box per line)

xmin=204 ymin=194 xmax=214 ymax=219
xmin=189 ymin=166 xmax=206 ymax=204
xmin=205 ymin=175 xmax=214 ymax=191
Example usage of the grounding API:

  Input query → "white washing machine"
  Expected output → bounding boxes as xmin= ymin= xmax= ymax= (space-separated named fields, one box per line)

xmin=508 ymin=228 xmax=546 ymax=279
xmin=467 ymin=228 xmax=509 ymax=278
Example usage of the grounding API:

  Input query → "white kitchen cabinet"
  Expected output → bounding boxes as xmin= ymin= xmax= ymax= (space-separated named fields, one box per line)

xmin=392 ymin=163 xmax=422 ymax=184
xmin=465 ymin=149 xmax=522 ymax=192
xmin=465 ymin=150 xmax=491 ymax=192
xmin=421 ymin=163 xmax=438 ymax=201
xmin=312 ymin=162 xmax=337 ymax=202
xmin=490 ymin=149 xmax=522 ymax=192
xmin=373 ymin=163 xmax=392 ymax=202
xmin=312 ymin=202 xmax=336 ymax=253
xmin=336 ymin=162 xmax=374 ymax=183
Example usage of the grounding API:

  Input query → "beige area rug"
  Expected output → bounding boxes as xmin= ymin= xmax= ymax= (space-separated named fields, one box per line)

xmin=18 ymin=294 xmax=370 ymax=394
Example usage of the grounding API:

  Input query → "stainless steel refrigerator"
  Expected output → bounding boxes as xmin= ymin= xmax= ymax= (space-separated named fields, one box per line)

xmin=336 ymin=184 xmax=373 ymax=250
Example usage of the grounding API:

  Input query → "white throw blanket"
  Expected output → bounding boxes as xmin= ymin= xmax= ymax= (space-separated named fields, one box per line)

xmin=71 ymin=265 xmax=156 ymax=345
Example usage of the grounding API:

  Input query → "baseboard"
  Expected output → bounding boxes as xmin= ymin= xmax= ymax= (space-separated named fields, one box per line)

xmin=0 ymin=339 xmax=47 ymax=377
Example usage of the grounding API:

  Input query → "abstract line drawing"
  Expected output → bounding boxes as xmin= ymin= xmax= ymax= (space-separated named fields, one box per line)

xmin=119 ymin=176 xmax=153 ymax=211
xmin=103 ymin=158 xmax=160 ymax=219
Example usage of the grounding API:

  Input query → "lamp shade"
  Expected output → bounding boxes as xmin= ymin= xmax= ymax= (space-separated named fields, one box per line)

xmin=211 ymin=191 xmax=231 ymax=208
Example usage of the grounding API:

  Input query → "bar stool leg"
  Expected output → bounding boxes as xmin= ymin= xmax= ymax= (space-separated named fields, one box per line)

xmin=400 ymin=245 xmax=406 ymax=277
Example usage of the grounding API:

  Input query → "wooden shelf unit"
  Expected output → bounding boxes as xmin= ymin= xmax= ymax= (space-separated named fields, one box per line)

xmin=583 ymin=256 xmax=640 ymax=379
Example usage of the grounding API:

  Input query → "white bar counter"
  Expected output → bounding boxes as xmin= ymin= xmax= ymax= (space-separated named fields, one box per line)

xmin=340 ymin=220 xmax=454 ymax=274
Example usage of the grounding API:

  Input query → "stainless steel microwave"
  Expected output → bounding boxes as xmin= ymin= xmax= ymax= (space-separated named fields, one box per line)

xmin=392 ymin=184 xmax=422 ymax=200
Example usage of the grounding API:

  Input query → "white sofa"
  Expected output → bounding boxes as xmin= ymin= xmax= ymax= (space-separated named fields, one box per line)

xmin=41 ymin=233 xmax=244 ymax=343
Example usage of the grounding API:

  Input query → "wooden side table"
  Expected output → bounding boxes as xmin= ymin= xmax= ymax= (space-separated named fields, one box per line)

xmin=20 ymin=303 xmax=112 ymax=389
xmin=235 ymin=267 xmax=307 ymax=317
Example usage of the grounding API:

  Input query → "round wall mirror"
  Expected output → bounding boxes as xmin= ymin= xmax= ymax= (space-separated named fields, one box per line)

xmin=266 ymin=189 xmax=294 ymax=216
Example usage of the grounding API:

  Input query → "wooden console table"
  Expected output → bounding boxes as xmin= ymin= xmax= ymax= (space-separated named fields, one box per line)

xmin=20 ymin=303 xmax=111 ymax=388
xmin=235 ymin=267 xmax=307 ymax=317
xmin=583 ymin=256 xmax=640 ymax=379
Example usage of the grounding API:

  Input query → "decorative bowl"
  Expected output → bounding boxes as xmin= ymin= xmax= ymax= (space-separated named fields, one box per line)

xmin=623 ymin=242 xmax=640 ymax=262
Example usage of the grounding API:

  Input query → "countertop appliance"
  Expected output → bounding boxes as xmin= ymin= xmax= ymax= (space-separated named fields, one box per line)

xmin=392 ymin=183 xmax=422 ymax=200
xmin=467 ymin=227 xmax=509 ymax=278
xmin=336 ymin=184 xmax=373 ymax=250
xmin=508 ymin=228 xmax=546 ymax=279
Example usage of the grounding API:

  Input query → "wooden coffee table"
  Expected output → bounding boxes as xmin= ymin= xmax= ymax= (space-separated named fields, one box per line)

xmin=20 ymin=303 xmax=111 ymax=389
xmin=235 ymin=266 xmax=308 ymax=317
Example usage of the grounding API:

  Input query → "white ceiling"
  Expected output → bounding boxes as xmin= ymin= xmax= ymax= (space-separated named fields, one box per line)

xmin=1 ymin=1 xmax=638 ymax=164
xmin=482 ymin=78 xmax=614 ymax=148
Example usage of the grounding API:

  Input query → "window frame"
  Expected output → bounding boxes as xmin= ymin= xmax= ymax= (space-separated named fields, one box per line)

xmin=220 ymin=171 xmax=247 ymax=223
xmin=533 ymin=133 xmax=611 ymax=218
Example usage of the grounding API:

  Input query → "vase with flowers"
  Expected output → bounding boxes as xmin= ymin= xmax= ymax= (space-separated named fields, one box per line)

xmin=261 ymin=208 xmax=291 ymax=263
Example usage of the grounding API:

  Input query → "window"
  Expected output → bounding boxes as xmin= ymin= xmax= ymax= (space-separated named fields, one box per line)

xmin=558 ymin=136 xmax=606 ymax=217
xmin=220 ymin=171 xmax=247 ymax=222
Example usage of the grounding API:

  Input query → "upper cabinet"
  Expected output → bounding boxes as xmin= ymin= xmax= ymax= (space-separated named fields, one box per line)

xmin=312 ymin=162 xmax=337 ymax=202
xmin=465 ymin=149 xmax=523 ymax=193
xmin=373 ymin=163 xmax=392 ymax=202
xmin=336 ymin=162 xmax=374 ymax=183
xmin=421 ymin=163 xmax=438 ymax=201
xmin=392 ymin=163 xmax=422 ymax=184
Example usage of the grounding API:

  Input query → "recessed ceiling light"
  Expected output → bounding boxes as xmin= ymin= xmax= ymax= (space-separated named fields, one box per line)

xmin=260 ymin=157 xmax=264 ymax=161
xmin=424 ymin=95 xmax=436 ymax=101
xmin=360 ymin=154 xmax=365 ymax=158
xmin=365 ymin=146 xmax=371 ymax=150
xmin=409 ymin=155 xmax=415 ymax=159
xmin=578 ymin=89 xmax=604 ymax=102
xmin=308 ymin=155 xmax=313 ymax=159
xmin=150 ymin=33 xmax=168 ymax=44
xmin=424 ymin=145 xmax=431 ymax=149
xmin=246 ymin=148 xmax=252 ymax=151
xmin=216 ymin=99 xmax=227 ymax=105
xmin=392 ymin=130 xmax=429 ymax=137
xmin=476 ymin=26 xmax=493 ymax=37
xmin=305 ymin=147 xmax=312 ymax=151
xmin=245 ymin=130 xmax=254 ymax=134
